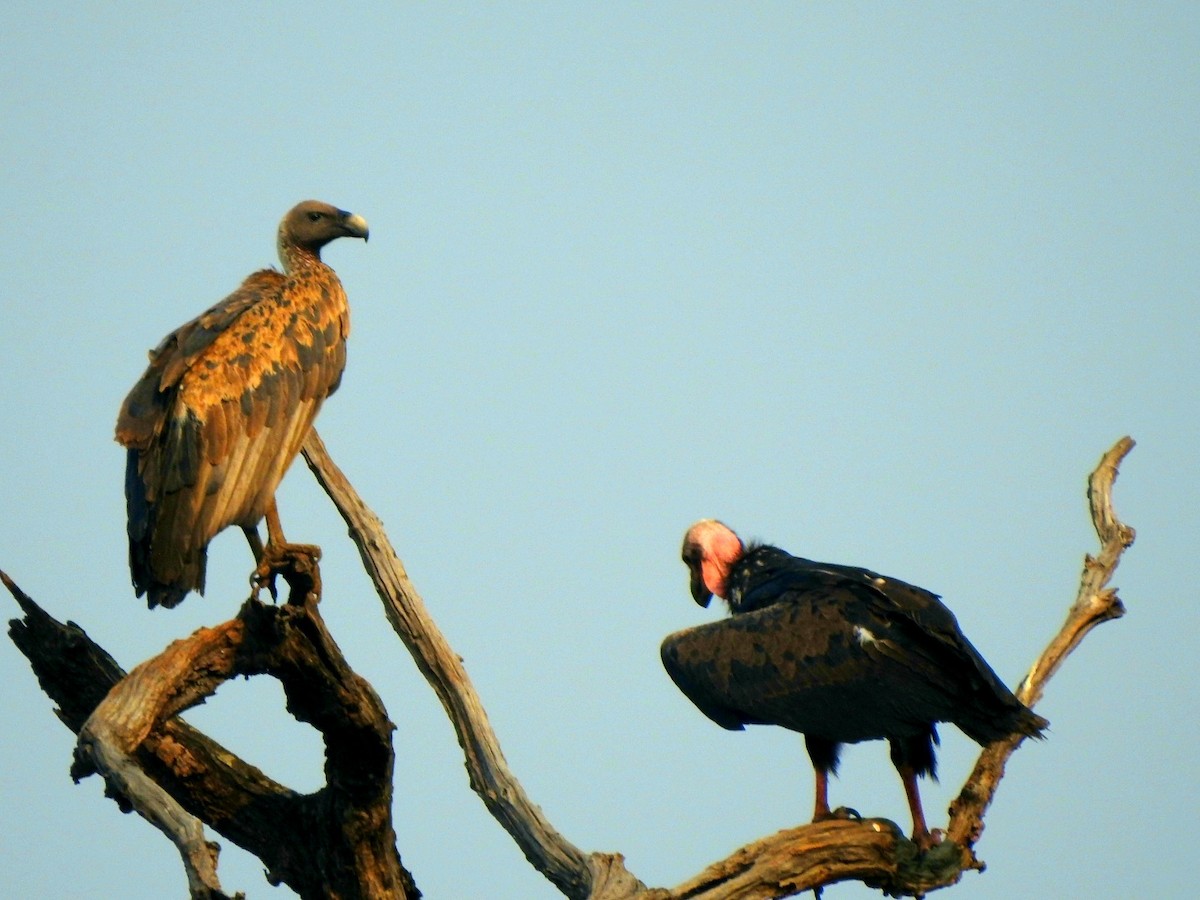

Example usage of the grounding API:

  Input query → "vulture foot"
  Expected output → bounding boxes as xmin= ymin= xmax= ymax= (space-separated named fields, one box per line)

xmin=252 ymin=542 xmax=322 ymax=605
xmin=910 ymin=826 xmax=944 ymax=852
xmin=813 ymin=806 xmax=861 ymax=823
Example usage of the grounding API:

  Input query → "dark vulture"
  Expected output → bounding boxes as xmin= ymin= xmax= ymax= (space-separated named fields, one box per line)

xmin=115 ymin=200 xmax=369 ymax=608
xmin=662 ymin=519 xmax=1047 ymax=848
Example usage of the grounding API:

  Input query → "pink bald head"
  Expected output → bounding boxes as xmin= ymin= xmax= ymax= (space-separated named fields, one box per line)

xmin=681 ymin=519 xmax=745 ymax=606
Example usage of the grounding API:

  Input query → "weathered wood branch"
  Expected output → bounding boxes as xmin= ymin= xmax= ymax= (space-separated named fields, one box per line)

xmin=651 ymin=818 xmax=970 ymax=900
xmin=4 ymin=568 xmax=419 ymax=900
xmin=301 ymin=430 xmax=604 ymax=899
xmin=944 ymin=436 xmax=1135 ymax=852
xmin=8 ymin=435 xmax=1134 ymax=899
xmin=301 ymin=432 xmax=1135 ymax=899
xmin=75 ymin=615 xmax=247 ymax=900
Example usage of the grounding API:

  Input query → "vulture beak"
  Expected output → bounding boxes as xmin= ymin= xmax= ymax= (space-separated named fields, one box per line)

xmin=338 ymin=210 xmax=370 ymax=242
xmin=688 ymin=564 xmax=713 ymax=608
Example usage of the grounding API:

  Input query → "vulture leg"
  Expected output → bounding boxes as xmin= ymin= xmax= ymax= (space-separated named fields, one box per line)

xmin=252 ymin=496 xmax=322 ymax=604
xmin=896 ymin=763 xmax=935 ymax=849
xmin=242 ymin=523 xmax=277 ymax=601
xmin=804 ymin=736 xmax=841 ymax=822
xmin=264 ymin=497 xmax=287 ymax=547
xmin=812 ymin=767 xmax=832 ymax=822
xmin=242 ymin=524 xmax=265 ymax=562
xmin=889 ymin=734 xmax=941 ymax=850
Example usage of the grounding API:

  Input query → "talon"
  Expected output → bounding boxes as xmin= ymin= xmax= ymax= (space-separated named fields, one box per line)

xmin=251 ymin=542 xmax=322 ymax=605
xmin=910 ymin=825 xmax=944 ymax=851
xmin=250 ymin=565 xmax=279 ymax=603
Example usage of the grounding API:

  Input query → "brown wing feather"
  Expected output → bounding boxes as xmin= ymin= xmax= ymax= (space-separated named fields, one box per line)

xmin=118 ymin=267 xmax=348 ymax=608
xmin=670 ymin=548 xmax=1048 ymax=747
xmin=663 ymin=598 xmax=873 ymax=738
xmin=663 ymin=588 xmax=996 ymax=745
xmin=116 ymin=271 xmax=285 ymax=450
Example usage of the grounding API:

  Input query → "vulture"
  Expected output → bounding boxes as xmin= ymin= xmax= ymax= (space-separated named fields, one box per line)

xmin=662 ymin=519 xmax=1047 ymax=848
xmin=115 ymin=200 xmax=369 ymax=608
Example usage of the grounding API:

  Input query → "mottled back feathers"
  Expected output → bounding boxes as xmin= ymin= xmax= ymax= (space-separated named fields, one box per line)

xmin=116 ymin=201 xmax=367 ymax=608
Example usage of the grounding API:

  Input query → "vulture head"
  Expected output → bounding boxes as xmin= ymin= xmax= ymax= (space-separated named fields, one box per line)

xmin=681 ymin=519 xmax=745 ymax=607
xmin=278 ymin=200 xmax=370 ymax=266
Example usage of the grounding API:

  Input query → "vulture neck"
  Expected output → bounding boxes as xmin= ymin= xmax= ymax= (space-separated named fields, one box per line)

xmin=723 ymin=544 xmax=779 ymax=614
xmin=277 ymin=238 xmax=327 ymax=276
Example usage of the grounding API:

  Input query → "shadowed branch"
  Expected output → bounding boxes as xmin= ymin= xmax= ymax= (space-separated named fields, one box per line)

xmin=6 ymin=435 xmax=1134 ymax=899
xmin=4 ymin=570 xmax=418 ymax=900
xmin=302 ymin=432 xmax=1135 ymax=899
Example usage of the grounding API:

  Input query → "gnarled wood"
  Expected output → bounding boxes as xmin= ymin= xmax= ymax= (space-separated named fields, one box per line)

xmin=75 ymin=616 xmax=247 ymax=900
xmin=944 ymin=437 xmax=1135 ymax=852
xmin=300 ymin=432 xmax=1135 ymax=899
xmin=8 ymin=435 xmax=1135 ymax=899
xmin=4 ymin=569 xmax=418 ymax=900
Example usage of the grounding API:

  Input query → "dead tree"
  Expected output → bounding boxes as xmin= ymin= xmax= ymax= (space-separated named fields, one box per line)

xmin=5 ymin=435 xmax=1135 ymax=899
xmin=5 ymin=556 xmax=417 ymax=900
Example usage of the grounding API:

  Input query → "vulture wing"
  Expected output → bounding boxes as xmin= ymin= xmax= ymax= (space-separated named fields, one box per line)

xmin=672 ymin=546 xmax=1046 ymax=745
xmin=117 ymin=270 xmax=285 ymax=450
xmin=664 ymin=585 xmax=957 ymax=743
xmin=116 ymin=267 xmax=349 ymax=607
xmin=766 ymin=556 xmax=1045 ymax=743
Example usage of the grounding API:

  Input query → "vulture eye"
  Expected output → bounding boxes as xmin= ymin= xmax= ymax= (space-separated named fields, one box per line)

xmin=307 ymin=211 xmax=323 ymax=222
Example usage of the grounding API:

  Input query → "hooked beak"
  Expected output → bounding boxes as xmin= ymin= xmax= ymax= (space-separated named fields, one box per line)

xmin=338 ymin=210 xmax=370 ymax=242
xmin=688 ymin=565 xmax=713 ymax=608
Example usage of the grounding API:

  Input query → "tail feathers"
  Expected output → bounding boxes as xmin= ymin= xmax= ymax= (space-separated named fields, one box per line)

xmin=958 ymin=701 xmax=1048 ymax=747
xmin=130 ymin=544 xmax=206 ymax=609
xmin=145 ymin=583 xmax=193 ymax=610
xmin=127 ymin=450 xmax=206 ymax=609
xmin=1014 ymin=706 xmax=1050 ymax=739
xmin=133 ymin=556 xmax=206 ymax=614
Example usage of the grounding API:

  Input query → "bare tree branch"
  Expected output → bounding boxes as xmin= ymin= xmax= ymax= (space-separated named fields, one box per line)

xmin=7 ymin=435 xmax=1135 ymax=898
xmin=75 ymin=616 xmax=247 ymax=900
xmin=302 ymin=433 xmax=1136 ymax=899
xmin=4 ymin=569 xmax=419 ymax=900
xmin=1017 ymin=435 xmax=1135 ymax=708
xmin=656 ymin=818 xmax=960 ymax=900
xmin=944 ymin=436 xmax=1135 ymax=852
xmin=302 ymin=430 xmax=605 ymax=899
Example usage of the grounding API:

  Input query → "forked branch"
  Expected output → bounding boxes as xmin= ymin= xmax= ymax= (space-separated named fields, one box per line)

xmin=302 ymin=432 xmax=1136 ymax=899
xmin=5 ymin=570 xmax=418 ymax=900
xmin=6 ymin=436 xmax=1134 ymax=899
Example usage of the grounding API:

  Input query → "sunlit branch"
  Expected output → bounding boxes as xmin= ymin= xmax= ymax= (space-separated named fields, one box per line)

xmin=302 ymin=433 xmax=1135 ymax=899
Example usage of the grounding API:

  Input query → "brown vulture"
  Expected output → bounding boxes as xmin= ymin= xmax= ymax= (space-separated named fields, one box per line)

xmin=662 ymin=519 xmax=1047 ymax=848
xmin=115 ymin=200 xmax=369 ymax=608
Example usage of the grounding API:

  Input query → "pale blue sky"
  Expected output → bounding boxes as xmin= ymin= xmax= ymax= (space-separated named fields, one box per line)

xmin=1 ymin=4 xmax=1196 ymax=898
